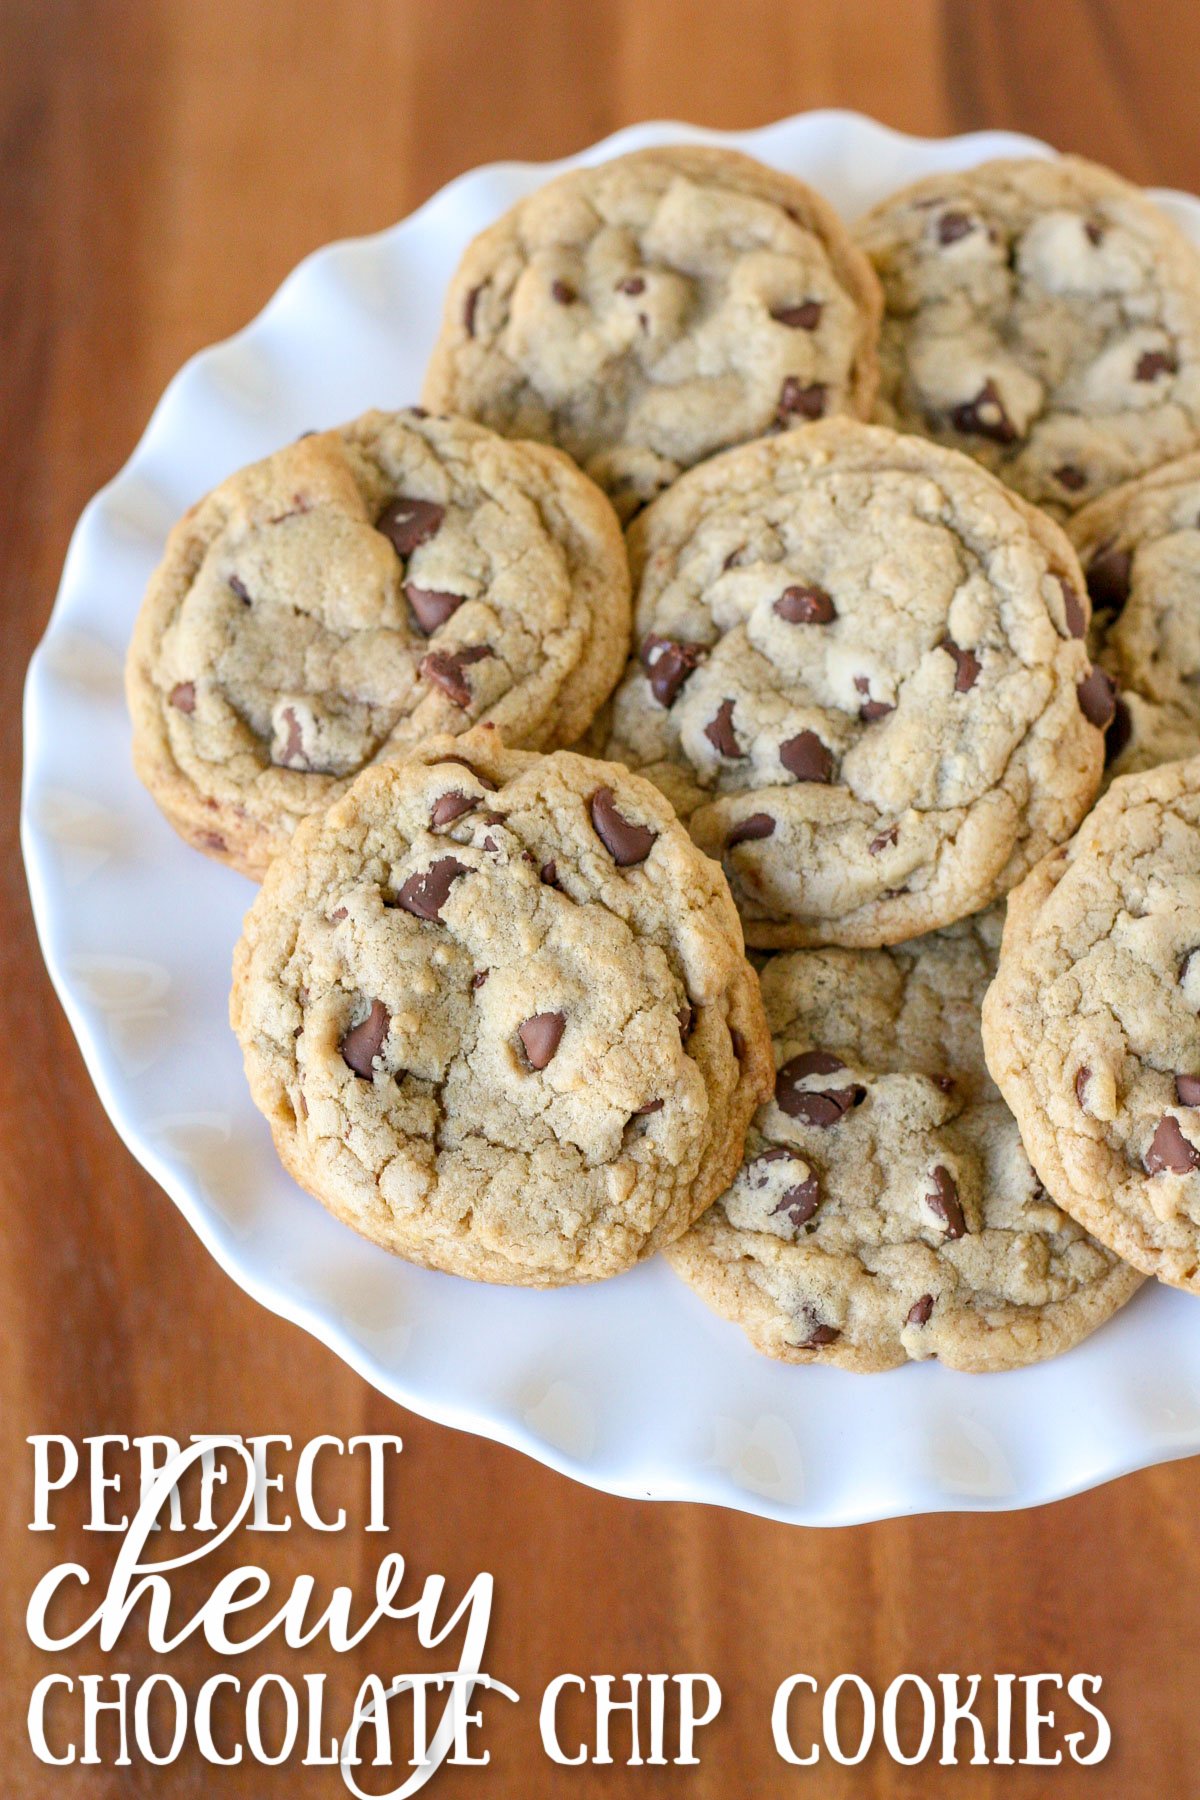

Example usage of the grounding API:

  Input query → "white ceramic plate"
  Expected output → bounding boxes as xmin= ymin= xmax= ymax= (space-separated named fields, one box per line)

xmin=23 ymin=111 xmax=1200 ymax=1527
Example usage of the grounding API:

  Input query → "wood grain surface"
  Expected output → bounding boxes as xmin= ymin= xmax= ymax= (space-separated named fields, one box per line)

xmin=5 ymin=2 xmax=1200 ymax=1794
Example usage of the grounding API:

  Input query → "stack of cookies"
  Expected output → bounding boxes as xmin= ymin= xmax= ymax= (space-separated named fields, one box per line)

xmin=126 ymin=143 xmax=1200 ymax=1374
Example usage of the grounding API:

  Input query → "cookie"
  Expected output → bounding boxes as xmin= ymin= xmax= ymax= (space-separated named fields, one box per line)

xmin=1069 ymin=450 xmax=1200 ymax=780
xmin=422 ymin=145 xmax=881 ymax=520
xmin=127 ymin=408 xmax=631 ymax=879
xmin=229 ymin=727 xmax=772 ymax=1285
xmin=667 ymin=914 xmax=1141 ymax=1372
xmin=600 ymin=419 xmax=1107 ymax=949
xmin=982 ymin=754 xmax=1200 ymax=1294
xmin=856 ymin=156 xmax=1200 ymax=515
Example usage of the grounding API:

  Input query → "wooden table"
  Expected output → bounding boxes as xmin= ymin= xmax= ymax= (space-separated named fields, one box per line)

xmin=5 ymin=2 xmax=1199 ymax=1793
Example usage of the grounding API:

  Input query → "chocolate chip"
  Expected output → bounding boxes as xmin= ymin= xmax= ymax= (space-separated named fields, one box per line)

xmin=1180 ymin=949 xmax=1199 ymax=987
xmin=727 ymin=812 xmax=775 ymax=847
xmin=430 ymin=790 xmax=477 ymax=829
xmin=796 ymin=1317 xmax=841 ymax=1349
xmin=779 ymin=731 xmax=833 ymax=782
xmin=705 ymin=699 xmax=744 ymax=759
xmin=940 ymin=637 xmax=981 ymax=692
xmin=407 ymin=586 xmax=463 ymax=633
xmin=677 ymin=1004 xmax=695 ymax=1039
xmin=907 ymin=1294 xmax=934 ymax=1327
xmin=1176 ymin=1075 xmax=1200 ymax=1106
xmin=1086 ymin=542 xmax=1132 ymax=614
xmin=634 ymin=1097 xmax=664 ymax=1116
xmin=394 ymin=855 xmax=468 ymax=921
xmin=419 ymin=646 xmax=494 ymax=708
xmin=1077 ymin=666 xmax=1117 ymax=730
xmin=926 ymin=1165 xmax=966 ymax=1238
xmin=1057 ymin=577 xmax=1088 ymax=640
xmin=777 ymin=377 xmax=826 ymax=421
xmin=617 ymin=275 xmax=646 ymax=295
xmin=771 ymin=299 xmax=823 ymax=329
xmin=228 ymin=574 xmax=251 ymax=604
xmin=1106 ymin=697 xmax=1133 ymax=765
xmin=753 ymin=1150 xmax=822 ymax=1227
xmin=540 ymin=860 xmax=559 ymax=887
xmin=589 ymin=787 xmax=656 ymax=866
xmin=198 ymin=831 xmax=227 ymax=853
xmin=774 ymin=583 xmax=835 ymax=624
xmin=277 ymin=705 xmax=305 ymax=766
xmin=775 ymin=1051 xmax=865 ymax=1127
xmin=439 ymin=754 xmax=497 ymax=791
xmin=1085 ymin=219 xmax=1105 ymax=246
xmin=639 ymin=634 xmax=707 ymax=706
xmin=1075 ymin=1066 xmax=1091 ymax=1107
xmin=170 ymin=681 xmax=196 ymax=713
xmin=551 ymin=279 xmax=577 ymax=305
xmin=519 ymin=1011 xmax=566 ymax=1069
xmin=949 ymin=380 xmax=1018 ymax=444
xmin=1135 ymin=349 xmax=1178 ymax=381
xmin=341 ymin=999 xmax=390 ymax=1079
xmin=854 ymin=674 xmax=894 ymax=721
xmin=937 ymin=209 xmax=975 ymax=244
xmin=1054 ymin=464 xmax=1088 ymax=493
xmin=463 ymin=283 xmax=484 ymax=336
xmin=471 ymin=970 xmax=489 ymax=990
xmin=330 ymin=907 xmax=348 ymax=922
xmin=730 ymin=1029 xmax=746 ymax=1062
xmin=1145 ymin=1114 xmax=1200 ymax=1175
xmin=869 ymin=824 xmax=899 ymax=855
xmin=377 ymin=496 xmax=445 ymax=558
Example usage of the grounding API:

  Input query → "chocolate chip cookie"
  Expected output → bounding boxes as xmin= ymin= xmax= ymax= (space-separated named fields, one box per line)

xmin=127 ymin=409 xmax=631 ymax=878
xmin=230 ymin=727 xmax=772 ymax=1285
xmin=601 ymin=419 xmax=1107 ymax=949
xmin=1069 ymin=450 xmax=1200 ymax=780
xmin=667 ymin=914 xmax=1141 ymax=1371
xmin=857 ymin=156 xmax=1200 ymax=515
xmin=422 ymin=145 xmax=881 ymax=520
xmin=982 ymin=754 xmax=1200 ymax=1294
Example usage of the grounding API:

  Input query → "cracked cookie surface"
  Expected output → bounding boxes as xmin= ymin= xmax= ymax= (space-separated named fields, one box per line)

xmin=127 ymin=408 xmax=631 ymax=878
xmin=230 ymin=727 xmax=772 ymax=1284
xmin=982 ymin=754 xmax=1200 ymax=1293
xmin=422 ymin=145 xmax=881 ymax=520
xmin=1069 ymin=449 xmax=1200 ymax=781
xmin=600 ymin=419 xmax=1106 ymax=948
xmin=857 ymin=156 xmax=1200 ymax=516
xmin=667 ymin=913 xmax=1141 ymax=1371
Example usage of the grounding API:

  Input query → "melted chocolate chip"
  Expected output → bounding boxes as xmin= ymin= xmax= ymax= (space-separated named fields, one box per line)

xmin=1145 ymin=1114 xmax=1200 ymax=1175
xmin=727 ymin=812 xmax=776 ymax=847
xmin=419 ymin=646 xmax=494 ymax=708
xmin=1086 ymin=542 xmax=1132 ymax=614
xmin=774 ymin=583 xmax=835 ymax=624
xmin=394 ymin=855 xmax=469 ymax=921
xmin=853 ymin=674 xmax=894 ymax=722
xmin=907 ymin=1294 xmax=934 ymax=1327
xmin=940 ymin=637 xmax=981 ymax=692
xmin=551 ymin=279 xmax=577 ymax=305
xmin=1106 ymin=697 xmax=1133 ymax=766
xmin=705 ymin=699 xmax=744 ymax=759
xmin=329 ymin=907 xmax=348 ymax=923
xmin=777 ymin=377 xmax=826 ymax=421
xmin=796 ymin=1317 xmax=841 ymax=1349
xmin=519 ymin=1011 xmax=566 ymax=1069
xmin=926 ymin=1165 xmax=966 ymax=1238
xmin=771 ymin=299 xmax=823 ymax=329
xmin=1084 ymin=219 xmax=1105 ymax=246
xmin=752 ymin=1148 xmax=821 ymax=1228
xmin=639 ymin=634 xmax=707 ymax=706
xmin=377 ymin=497 xmax=445 ymax=558
xmin=589 ymin=787 xmax=656 ymax=866
xmin=439 ymin=754 xmax=497 ymax=791
xmin=430 ymin=790 xmax=477 ymax=829
xmin=228 ymin=574 xmax=251 ymax=604
xmin=949 ymin=380 xmax=1018 ymax=444
xmin=407 ymin=586 xmax=463 ymax=633
xmin=1054 ymin=464 xmax=1088 ymax=493
xmin=341 ymin=999 xmax=390 ymax=1079
xmin=1176 ymin=1075 xmax=1200 ymax=1107
xmin=471 ymin=970 xmax=489 ymax=990
xmin=633 ymin=1097 xmax=665 ymax=1116
xmin=617 ymin=275 xmax=646 ymax=295
xmin=1135 ymin=349 xmax=1178 ymax=382
xmin=775 ymin=1051 xmax=865 ymax=1126
xmin=540 ymin=860 xmax=559 ymax=887
xmin=869 ymin=824 xmax=899 ymax=855
xmin=677 ymin=1004 xmax=695 ymax=1039
xmin=277 ymin=705 xmax=305 ymax=766
xmin=937 ymin=209 xmax=975 ymax=245
xmin=1077 ymin=666 xmax=1117 ymax=730
xmin=1075 ymin=1066 xmax=1091 ymax=1107
xmin=779 ymin=730 xmax=833 ymax=782
xmin=1057 ymin=577 xmax=1088 ymax=640
xmin=169 ymin=681 xmax=196 ymax=713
